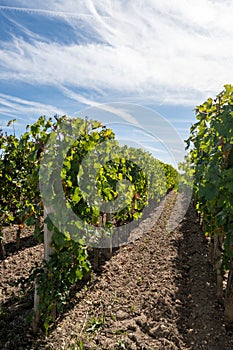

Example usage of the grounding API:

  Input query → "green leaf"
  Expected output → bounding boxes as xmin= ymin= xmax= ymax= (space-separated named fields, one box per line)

xmin=72 ymin=188 xmax=82 ymax=203
xmin=24 ymin=215 xmax=35 ymax=226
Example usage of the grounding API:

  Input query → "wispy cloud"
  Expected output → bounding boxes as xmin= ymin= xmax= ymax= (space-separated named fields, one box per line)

xmin=0 ymin=5 xmax=103 ymax=19
xmin=0 ymin=0 xmax=233 ymax=108
xmin=61 ymin=87 xmax=142 ymax=126
xmin=144 ymin=145 xmax=167 ymax=154
xmin=0 ymin=93 xmax=65 ymax=120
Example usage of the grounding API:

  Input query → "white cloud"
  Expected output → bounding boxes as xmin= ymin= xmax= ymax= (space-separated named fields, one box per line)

xmin=0 ymin=0 xmax=233 ymax=106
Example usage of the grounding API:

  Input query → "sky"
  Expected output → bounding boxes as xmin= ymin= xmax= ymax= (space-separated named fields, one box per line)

xmin=0 ymin=0 xmax=232 ymax=165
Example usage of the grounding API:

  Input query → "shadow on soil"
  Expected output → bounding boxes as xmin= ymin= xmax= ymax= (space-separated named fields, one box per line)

xmin=173 ymin=203 xmax=233 ymax=350
xmin=0 ymin=235 xmax=39 ymax=261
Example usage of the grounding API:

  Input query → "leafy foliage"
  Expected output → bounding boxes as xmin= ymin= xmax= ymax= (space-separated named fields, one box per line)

xmin=187 ymin=84 xmax=233 ymax=268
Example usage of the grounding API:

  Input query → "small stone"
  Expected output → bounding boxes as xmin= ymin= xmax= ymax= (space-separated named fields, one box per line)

xmin=115 ymin=310 xmax=129 ymax=320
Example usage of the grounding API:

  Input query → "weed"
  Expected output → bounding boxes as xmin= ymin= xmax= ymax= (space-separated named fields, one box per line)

xmin=116 ymin=339 xmax=126 ymax=349
xmin=86 ymin=314 xmax=105 ymax=333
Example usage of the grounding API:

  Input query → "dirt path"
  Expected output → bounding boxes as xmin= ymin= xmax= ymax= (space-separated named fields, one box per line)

xmin=1 ymin=191 xmax=233 ymax=349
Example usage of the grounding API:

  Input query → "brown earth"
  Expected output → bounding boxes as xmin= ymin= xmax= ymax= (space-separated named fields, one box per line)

xmin=1 ymin=191 xmax=233 ymax=349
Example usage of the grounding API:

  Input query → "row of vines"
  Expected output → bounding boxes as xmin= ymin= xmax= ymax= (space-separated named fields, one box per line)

xmin=0 ymin=115 xmax=178 ymax=332
xmin=187 ymin=84 xmax=233 ymax=327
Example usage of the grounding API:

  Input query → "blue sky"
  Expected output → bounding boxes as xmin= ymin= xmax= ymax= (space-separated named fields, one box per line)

xmin=0 ymin=0 xmax=232 ymax=165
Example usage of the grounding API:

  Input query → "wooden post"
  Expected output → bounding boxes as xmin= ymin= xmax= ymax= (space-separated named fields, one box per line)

xmin=0 ymin=228 xmax=6 ymax=259
xmin=225 ymin=258 xmax=233 ymax=327
xmin=16 ymin=224 xmax=22 ymax=250
xmin=32 ymin=205 xmax=55 ymax=331
xmin=105 ymin=210 xmax=113 ymax=258
xmin=101 ymin=210 xmax=113 ymax=260
xmin=93 ymin=247 xmax=100 ymax=270
xmin=103 ymin=235 xmax=112 ymax=260
xmin=213 ymin=229 xmax=224 ymax=300
xmin=32 ymin=287 xmax=40 ymax=332
xmin=44 ymin=205 xmax=55 ymax=261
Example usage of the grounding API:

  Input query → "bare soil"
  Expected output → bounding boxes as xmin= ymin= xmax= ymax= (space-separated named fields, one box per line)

xmin=1 ymin=191 xmax=233 ymax=349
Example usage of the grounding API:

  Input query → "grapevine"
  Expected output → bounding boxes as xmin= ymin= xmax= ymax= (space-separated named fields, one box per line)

xmin=1 ymin=114 xmax=178 ymax=331
xmin=187 ymin=84 xmax=233 ymax=326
